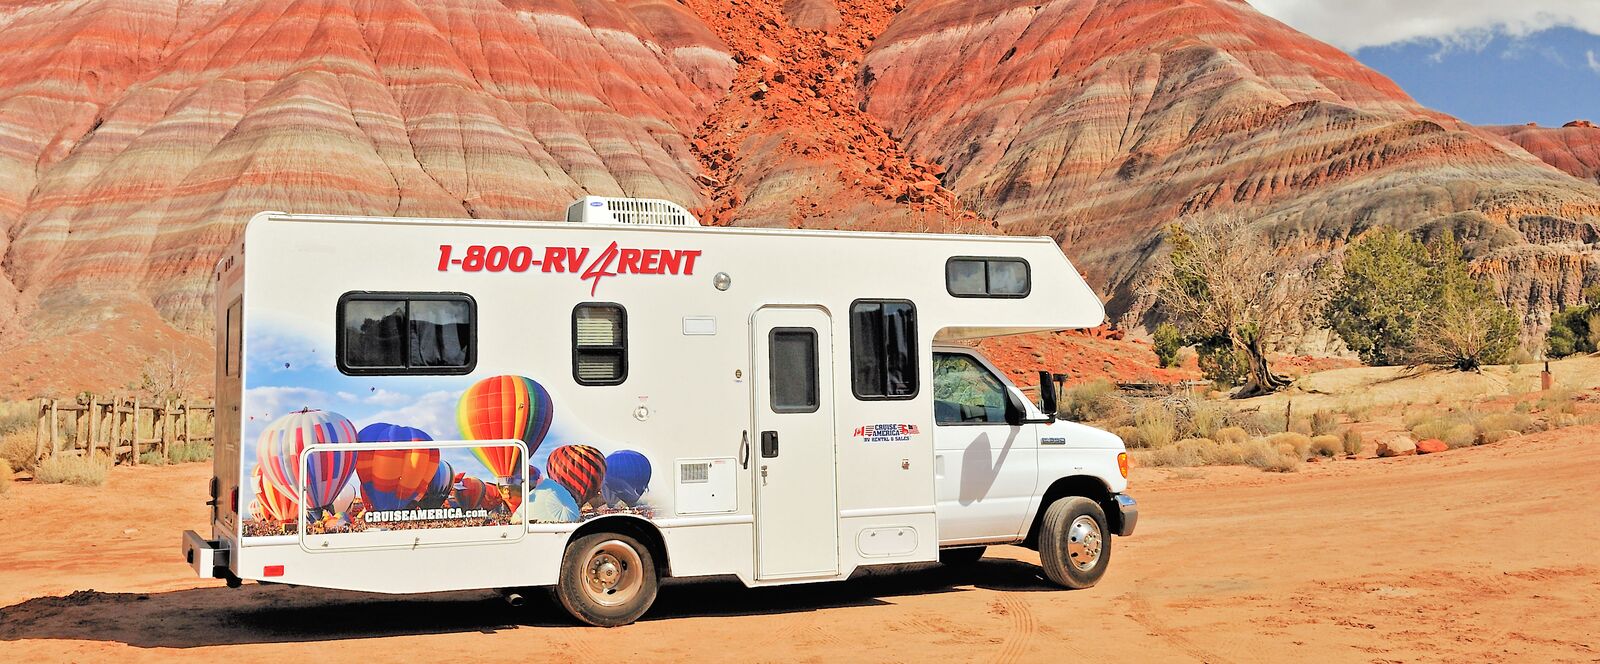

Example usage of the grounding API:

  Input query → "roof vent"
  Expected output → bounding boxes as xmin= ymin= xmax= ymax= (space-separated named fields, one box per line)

xmin=565 ymin=196 xmax=699 ymax=226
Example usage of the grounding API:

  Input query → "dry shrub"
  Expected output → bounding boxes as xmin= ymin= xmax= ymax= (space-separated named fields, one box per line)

xmin=1149 ymin=439 xmax=1209 ymax=467
xmin=1267 ymin=432 xmax=1312 ymax=460
xmin=1111 ymin=425 xmax=1142 ymax=449
xmin=1480 ymin=429 xmax=1521 ymax=444
xmin=1538 ymin=387 xmax=1580 ymax=415
xmin=1402 ymin=410 xmax=1432 ymax=430
xmin=1442 ymin=423 xmax=1478 ymax=449
xmin=166 ymin=442 xmax=213 ymax=464
xmin=1061 ymin=378 xmax=1125 ymax=423
xmin=1341 ymin=428 xmax=1363 ymax=456
xmin=1411 ymin=415 xmax=1473 ymax=446
xmin=1477 ymin=412 xmax=1536 ymax=435
xmin=1309 ymin=435 xmax=1342 ymax=458
xmin=1310 ymin=411 xmax=1339 ymax=436
xmin=1513 ymin=400 xmax=1534 ymax=414
xmin=1339 ymin=398 xmax=1373 ymax=423
xmin=1 ymin=430 xmax=36 ymax=474
xmin=1202 ymin=440 xmax=1247 ymax=466
xmin=33 ymin=453 xmax=111 ymax=487
xmin=1288 ymin=416 xmax=1314 ymax=436
xmin=1243 ymin=439 xmax=1301 ymax=472
xmin=0 ymin=459 xmax=12 ymax=495
xmin=1251 ymin=410 xmax=1288 ymax=435
xmin=1135 ymin=404 xmax=1178 ymax=449
xmin=1186 ymin=400 xmax=1228 ymax=440
xmin=1215 ymin=426 xmax=1250 ymax=445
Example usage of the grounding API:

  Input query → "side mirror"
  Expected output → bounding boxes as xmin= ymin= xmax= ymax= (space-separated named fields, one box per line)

xmin=1004 ymin=375 xmax=1058 ymax=427
xmin=1037 ymin=370 xmax=1058 ymax=417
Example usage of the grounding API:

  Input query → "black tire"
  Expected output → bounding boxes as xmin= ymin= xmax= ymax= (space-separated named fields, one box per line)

xmin=555 ymin=532 xmax=659 ymax=627
xmin=1038 ymin=496 xmax=1111 ymax=589
xmin=939 ymin=546 xmax=986 ymax=566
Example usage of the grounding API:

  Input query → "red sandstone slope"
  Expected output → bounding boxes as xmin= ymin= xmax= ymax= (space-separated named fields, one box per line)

xmin=0 ymin=0 xmax=1599 ymax=398
xmin=1487 ymin=122 xmax=1600 ymax=185
xmin=861 ymin=0 xmax=1600 ymax=327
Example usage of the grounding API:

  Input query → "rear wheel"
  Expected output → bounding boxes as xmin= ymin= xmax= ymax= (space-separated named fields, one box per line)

xmin=1038 ymin=496 xmax=1110 ymax=589
xmin=939 ymin=546 xmax=986 ymax=566
xmin=555 ymin=532 xmax=659 ymax=626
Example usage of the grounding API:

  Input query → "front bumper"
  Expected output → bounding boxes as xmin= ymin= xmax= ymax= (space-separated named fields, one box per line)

xmin=1112 ymin=494 xmax=1138 ymax=537
xmin=182 ymin=530 xmax=234 ymax=582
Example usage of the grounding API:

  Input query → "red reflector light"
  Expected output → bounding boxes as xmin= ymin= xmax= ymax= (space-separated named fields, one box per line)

xmin=1118 ymin=452 xmax=1129 ymax=479
xmin=263 ymin=565 xmax=285 ymax=577
xmin=230 ymin=487 xmax=239 ymax=514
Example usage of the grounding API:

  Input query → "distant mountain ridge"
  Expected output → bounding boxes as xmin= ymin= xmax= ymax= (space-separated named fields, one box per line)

xmin=0 ymin=0 xmax=1596 ymax=397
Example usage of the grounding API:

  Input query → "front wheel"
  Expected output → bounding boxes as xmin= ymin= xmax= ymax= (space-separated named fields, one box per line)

xmin=1038 ymin=497 xmax=1110 ymax=589
xmin=555 ymin=532 xmax=659 ymax=626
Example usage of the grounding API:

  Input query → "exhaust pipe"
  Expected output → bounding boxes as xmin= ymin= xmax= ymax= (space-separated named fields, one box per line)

xmin=500 ymin=589 xmax=526 ymax=608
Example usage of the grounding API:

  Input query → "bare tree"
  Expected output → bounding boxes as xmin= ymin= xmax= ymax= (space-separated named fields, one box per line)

xmin=140 ymin=348 xmax=196 ymax=402
xmin=1148 ymin=215 xmax=1327 ymax=398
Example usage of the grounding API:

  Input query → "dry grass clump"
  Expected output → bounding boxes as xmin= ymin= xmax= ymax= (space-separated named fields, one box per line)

xmin=1310 ymin=411 xmax=1339 ymax=436
xmin=1186 ymin=400 xmax=1228 ymax=440
xmin=1478 ymin=412 xmax=1537 ymax=434
xmin=0 ymin=459 xmax=12 ymax=495
xmin=1267 ymin=432 xmax=1312 ymax=459
xmin=1133 ymin=403 xmax=1178 ymax=449
xmin=1309 ymin=435 xmax=1342 ymax=458
xmin=1341 ymin=428 xmax=1363 ymax=456
xmin=1242 ymin=439 xmax=1301 ymax=472
xmin=1479 ymin=429 xmax=1521 ymax=444
xmin=1 ymin=430 xmax=36 ymax=474
xmin=1537 ymin=387 xmax=1580 ymax=415
xmin=1061 ymin=378 xmax=1125 ymax=423
xmin=167 ymin=442 xmax=213 ymax=464
xmin=1214 ymin=426 xmax=1249 ymax=445
xmin=33 ymin=453 xmax=111 ymax=487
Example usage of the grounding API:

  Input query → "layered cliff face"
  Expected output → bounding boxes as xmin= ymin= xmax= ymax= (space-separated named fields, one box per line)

xmin=1 ymin=0 xmax=1599 ymax=397
xmin=861 ymin=0 xmax=1600 ymax=331
xmin=1487 ymin=122 xmax=1600 ymax=185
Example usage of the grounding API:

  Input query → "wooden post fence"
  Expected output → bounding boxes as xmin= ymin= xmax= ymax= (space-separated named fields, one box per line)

xmin=29 ymin=396 xmax=215 ymax=467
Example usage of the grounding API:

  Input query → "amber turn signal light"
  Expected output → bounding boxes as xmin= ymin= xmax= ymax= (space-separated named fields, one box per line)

xmin=1118 ymin=452 xmax=1129 ymax=478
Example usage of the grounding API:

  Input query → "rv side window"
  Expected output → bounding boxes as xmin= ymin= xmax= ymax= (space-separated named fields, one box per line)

xmin=338 ymin=293 xmax=475 ymax=375
xmin=224 ymin=299 xmax=242 ymax=377
xmin=850 ymin=300 xmax=918 ymax=400
xmin=946 ymin=257 xmax=1031 ymax=298
xmin=932 ymin=352 xmax=1007 ymax=424
xmin=573 ymin=303 xmax=627 ymax=385
xmin=769 ymin=328 xmax=819 ymax=413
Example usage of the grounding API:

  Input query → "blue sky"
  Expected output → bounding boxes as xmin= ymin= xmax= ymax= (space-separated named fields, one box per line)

xmin=1251 ymin=1 xmax=1600 ymax=127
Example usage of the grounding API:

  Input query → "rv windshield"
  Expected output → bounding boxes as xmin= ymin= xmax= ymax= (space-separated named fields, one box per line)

xmin=932 ymin=353 xmax=1007 ymax=424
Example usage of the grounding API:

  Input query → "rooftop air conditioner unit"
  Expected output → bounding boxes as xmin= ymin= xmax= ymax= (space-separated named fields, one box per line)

xmin=565 ymin=196 xmax=700 ymax=226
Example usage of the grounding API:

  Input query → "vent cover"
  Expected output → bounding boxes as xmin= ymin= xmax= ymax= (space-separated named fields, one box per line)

xmin=565 ymin=196 xmax=700 ymax=226
xmin=680 ymin=462 xmax=710 ymax=484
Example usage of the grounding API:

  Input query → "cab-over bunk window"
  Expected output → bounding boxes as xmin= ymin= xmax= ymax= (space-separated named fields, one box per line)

xmin=338 ymin=292 xmax=475 ymax=375
xmin=850 ymin=300 xmax=918 ymax=399
xmin=946 ymin=257 xmax=1030 ymax=298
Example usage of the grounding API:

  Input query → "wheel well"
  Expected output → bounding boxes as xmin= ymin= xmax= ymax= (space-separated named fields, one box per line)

xmin=569 ymin=516 xmax=671 ymax=577
xmin=1023 ymin=475 xmax=1117 ymax=549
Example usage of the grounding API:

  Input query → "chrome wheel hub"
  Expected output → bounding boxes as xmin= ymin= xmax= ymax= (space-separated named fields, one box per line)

xmin=582 ymin=539 xmax=642 ymax=607
xmin=1066 ymin=515 xmax=1103 ymax=572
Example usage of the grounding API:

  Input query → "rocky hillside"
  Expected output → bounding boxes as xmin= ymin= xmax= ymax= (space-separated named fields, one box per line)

xmin=1 ymin=0 xmax=1598 ymax=397
xmin=1487 ymin=122 xmax=1600 ymax=185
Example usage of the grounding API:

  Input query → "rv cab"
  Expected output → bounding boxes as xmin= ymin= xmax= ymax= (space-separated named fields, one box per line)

xmin=183 ymin=197 xmax=1136 ymax=626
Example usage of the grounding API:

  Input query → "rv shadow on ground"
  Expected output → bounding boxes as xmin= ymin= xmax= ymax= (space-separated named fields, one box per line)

xmin=0 ymin=559 xmax=1055 ymax=647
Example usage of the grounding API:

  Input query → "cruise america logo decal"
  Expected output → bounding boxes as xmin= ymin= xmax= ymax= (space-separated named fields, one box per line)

xmin=437 ymin=243 xmax=703 ymax=295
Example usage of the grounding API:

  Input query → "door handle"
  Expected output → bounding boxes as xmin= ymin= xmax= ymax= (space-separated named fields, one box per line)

xmin=760 ymin=430 xmax=779 ymax=458
xmin=739 ymin=430 xmax=750 ymax=469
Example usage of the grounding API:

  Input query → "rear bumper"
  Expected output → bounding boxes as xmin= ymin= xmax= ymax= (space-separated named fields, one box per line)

xmin=182 ymin=530 xmax=234 ymax=581
xmin=1112 ymin=494 xmax=1138 ymax=537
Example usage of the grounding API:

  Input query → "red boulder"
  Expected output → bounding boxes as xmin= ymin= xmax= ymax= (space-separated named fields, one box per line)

xmin=1415 ymin=439 xmax=1449 ymax=455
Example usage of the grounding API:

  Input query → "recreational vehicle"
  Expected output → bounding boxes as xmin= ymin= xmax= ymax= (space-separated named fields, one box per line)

xmin=182 ymin=197 xmax=1137 ymax=626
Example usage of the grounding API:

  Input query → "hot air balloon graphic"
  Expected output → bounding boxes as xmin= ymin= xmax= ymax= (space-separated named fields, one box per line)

xmin=454 ymin=474 xmax=503 ymax=512
xmin=418 ymin=460 xmax=454 ymax=509
xmin=527 ymin=464 xmax=543 ymax=487
xmin=256 ymin=408 xmax=358 ymax=517
xmin=601 ymin=450 xmax=652 ymax=507
xmin=527 ymin=478 xmax=581 ymax=523
xmin=547 ymin=444 xmax=606 ymax=505
xmin=252 ymin=466 xmax=298 ymax=524
xmin=248 ymin=499 xmax=265 ymax=522
xmin=456 ymin=375 xmax=554 ymax=482
xmin=354 ymin=423 xmax=441 ymax=511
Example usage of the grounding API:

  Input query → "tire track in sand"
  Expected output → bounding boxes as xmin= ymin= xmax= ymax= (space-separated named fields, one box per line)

xmin=989 ymin=593 xmax=1037 ymax=664
xmin=1122 ymin=592 xmax=1234 ymax=663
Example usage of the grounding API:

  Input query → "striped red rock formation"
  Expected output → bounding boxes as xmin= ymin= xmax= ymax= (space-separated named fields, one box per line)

xmin=1487 ymin=123 xmax=1600 ymax=185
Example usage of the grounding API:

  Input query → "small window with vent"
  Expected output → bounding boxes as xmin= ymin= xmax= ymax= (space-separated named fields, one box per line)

xmin=573 ymin=303 xmax=627 ymax=385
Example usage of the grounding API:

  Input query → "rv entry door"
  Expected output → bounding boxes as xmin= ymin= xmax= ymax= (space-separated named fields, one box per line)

xmin=751 ymin=306 xmax=840 ymax=580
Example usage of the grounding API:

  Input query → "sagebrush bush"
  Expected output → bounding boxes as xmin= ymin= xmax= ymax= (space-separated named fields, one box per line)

xmin=1443 ymin=423 xmax=1478 ymax=448
xmin=0 ymin=431 xmax=36 ymax=474
xmin=33 ymin=453 xmax=111 ymax=487
xmin=1479 ymin=429 xmax=1520 ymax=444
xmin=1201 ymin=440 xmax=1246 ymax=466
xmin=1411 ymin=414 xmax=1474 ymax=445
xmin=1310 ymin=411 xmax=1339 ymax=436
xmin=1477 ymin=412 xmax=1536 ymax=435
xmin=1135 ymin=404 xmax=1178 ymax=449
xmin=1061 ymin=378 xmax=1125 ymax=423
xmin=1186 ymin=400 xmax=1228 ymax=440
xmin=1214 ymin=426 xmax=1250 ymax=445
xmin=1537 ymin=388 xmax=1579 ymax=415
xmin=1111 ymin=425 xmax=1142 ymax=448
xmin=1251 ymin=410 xmax=1287 ymax=435
xmin=0 ymin=459 xmax=12 ymax=495
xmin=1339 ymin=399 xmax=1373 ymax=423
xmin=1309 ymin=435 xmax=1342 ymax=458
xmin=1341 ymin=428 xmax=1363 ymax=456
xmin=1242 ymin=439 xmax=1300 ymax=472
xmin=1149 ymin=439 xmax=1210 ymax=467
xmin=1267 ymin=432 xmax=1312 ymax=460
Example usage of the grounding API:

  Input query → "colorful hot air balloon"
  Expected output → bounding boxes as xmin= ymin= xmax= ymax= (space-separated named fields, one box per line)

xmin=252 ymin=466 xmax=298 ymax=524
xmin=354 ymin=423 xmax=441 ymax=511
xmin=601 ymin=450 xmax=652 ymax=507
xmin=454 ymin=474 xmax=503 ymax=512
xmin=456 ymin=376 xmax=553 ymax=481
xmin=255 ymin=409 xmax=358 ymax=515
xmin=527 ymin=464 xmax=543 ymax=487
xmin=547 ymin=445 xmax=606 ymax=505
xmin=418 ymin=460 xmax=454 ymax=509
xmin=527 ymin=478 xmax=581 ymax=523
xmin=248 ymin=499 xmax=265 ymax=522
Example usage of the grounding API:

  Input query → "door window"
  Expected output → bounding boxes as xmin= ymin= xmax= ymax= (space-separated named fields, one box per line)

xmin=849 ymin=300 xmax=918 ymax=399
xmin=933 ymin=353 xmax=1007 ymax=424
xmin=769 ymin=328 xmax=820 ymax=413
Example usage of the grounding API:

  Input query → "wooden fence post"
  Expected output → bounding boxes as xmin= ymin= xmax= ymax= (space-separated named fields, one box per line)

xmin=88 ymin=394 xmax=99 ymax=457
xmin=35 ymin=398 xmax=47 ymax=462
xmin=49 ymin=398 xmax=59 ymax=454
xmin=131 ymin=396 xmax=141 ymax=465
xmin=162 ymin=400 xmax=174 ymax=459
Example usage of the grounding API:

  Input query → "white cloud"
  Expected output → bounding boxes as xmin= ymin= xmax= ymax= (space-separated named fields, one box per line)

xmin=1249 ymin=1 xmax=1600 ymax=52
xmin=363 ymin=390 xmax=462 ymax=441
xmin=1588 ymin=49 xmax=1600 ymax=74
xmin=243 ymin=386 xmax=329 ymax=424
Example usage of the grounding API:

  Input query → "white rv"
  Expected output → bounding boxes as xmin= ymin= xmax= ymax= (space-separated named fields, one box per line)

xmin=182 ymin=197 xmax=1137 ymax=626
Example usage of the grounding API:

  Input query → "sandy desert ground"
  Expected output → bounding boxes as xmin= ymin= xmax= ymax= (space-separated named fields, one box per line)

xmin=1 ymin=427 xmax=1596 ymax=663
